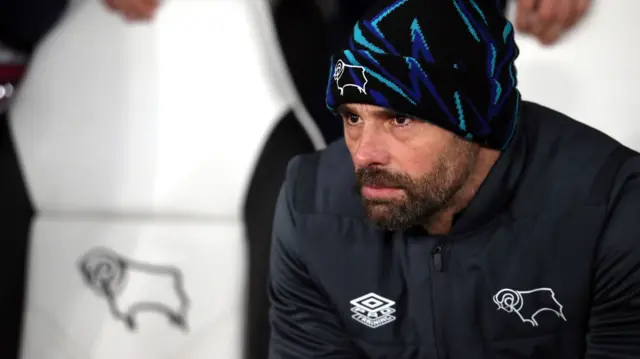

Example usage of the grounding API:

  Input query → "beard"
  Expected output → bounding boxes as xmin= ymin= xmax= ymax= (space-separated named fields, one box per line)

xmin=355 ymin=139 xmax=478 ymax=230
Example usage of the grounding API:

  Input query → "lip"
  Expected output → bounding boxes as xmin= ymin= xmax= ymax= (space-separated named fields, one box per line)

xmin=361 ymin=185 xmax=404 ymax=199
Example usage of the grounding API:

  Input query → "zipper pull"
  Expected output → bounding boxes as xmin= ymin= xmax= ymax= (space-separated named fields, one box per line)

xmin=432 ymin=245 xmax=443 ymax=272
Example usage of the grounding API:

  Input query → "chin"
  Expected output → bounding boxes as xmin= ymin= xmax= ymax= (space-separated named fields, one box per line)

xmin=362 ymin=199 xmax=436 ymax=231
xmin=363 ymin=202 xmax=408 ymax=230
xmin=365 ymin=203 xmax=393 ymax=218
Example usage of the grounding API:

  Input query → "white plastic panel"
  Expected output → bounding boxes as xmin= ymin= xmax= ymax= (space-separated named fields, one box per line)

xmin=10 ymin=0 xmax=291 ymax=217
xmin=510 ymin=0 xmax=640 ymax=151
xmin=20 ymin=216 xmax=246 ymax=359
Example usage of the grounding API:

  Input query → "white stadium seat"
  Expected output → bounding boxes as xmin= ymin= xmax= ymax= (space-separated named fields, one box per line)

xmin=509 ymin=0 xmax=640 ymax=151
xmin=9 ymin=0 xmax=323 ymax=358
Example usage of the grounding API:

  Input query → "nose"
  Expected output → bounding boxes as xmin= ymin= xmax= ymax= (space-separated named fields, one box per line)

xmin=352 ymin=126 xmax=390 ymax=168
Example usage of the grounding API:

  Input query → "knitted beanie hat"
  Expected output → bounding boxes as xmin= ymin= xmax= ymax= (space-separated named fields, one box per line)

xmin=325 ymin=0 xmax=521 ymax=149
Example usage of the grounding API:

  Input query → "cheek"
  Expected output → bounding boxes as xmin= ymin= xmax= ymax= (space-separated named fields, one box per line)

xmin=344 ymin=136 xmax=359 ymax=160
xmin=344 ymin=123 xmax=362 ymax=141
xmin=343 ymin=126 xmax=362 ymax=151
xmin=389 ymin=125 xmax=454 ymax=177
xmin=390 ymin=147 xmax=440 ymax=179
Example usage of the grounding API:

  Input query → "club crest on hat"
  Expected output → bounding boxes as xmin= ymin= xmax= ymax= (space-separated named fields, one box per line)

xmin=333 ymin=59 xmax=369 ymax=96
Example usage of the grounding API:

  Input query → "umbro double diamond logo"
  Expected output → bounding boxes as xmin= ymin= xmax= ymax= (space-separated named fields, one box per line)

xmin=350 ymin=292 xmax=396 ymax=329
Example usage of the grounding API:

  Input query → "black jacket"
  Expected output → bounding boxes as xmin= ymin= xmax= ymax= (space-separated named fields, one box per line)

xmin=268 ymin=101 xmax=640 ymax=359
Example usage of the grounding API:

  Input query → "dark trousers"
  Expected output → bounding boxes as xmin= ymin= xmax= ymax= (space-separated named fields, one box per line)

xmin=0 ymin=112 xmax=33 ymax=358
xmin=243 ymin=111 xmax=316 ymax=359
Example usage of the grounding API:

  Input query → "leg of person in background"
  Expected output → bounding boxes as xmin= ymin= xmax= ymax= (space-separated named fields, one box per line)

xmin=243 ymin=112 xmax=316 ymax=359
xmin=499 ymin=0 xmax=508 ymax=13
xmin=0 ymin=0 xmax=69 ymax=53
xmin=273 ymin=0 xmax=344 ymax=143
xmin=0 ymin=110 xmax=34 ymax=358
xmin=0 ymin=1 xmax=69 ymax=356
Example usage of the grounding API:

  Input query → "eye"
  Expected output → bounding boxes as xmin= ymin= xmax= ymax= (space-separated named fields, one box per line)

xmin=392 ymin=116 xmax=412 ymax=127
xmin=343 ymin=113 xmax=362 ymax=126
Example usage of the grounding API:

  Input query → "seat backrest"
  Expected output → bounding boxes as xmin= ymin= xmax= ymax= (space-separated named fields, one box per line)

xmin=10 ymin=0 xmax=322 ymax=358
xmin=509 ymin=0 xmax=640 ymax=151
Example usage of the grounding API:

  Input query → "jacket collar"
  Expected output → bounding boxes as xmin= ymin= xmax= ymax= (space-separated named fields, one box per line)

xmin=450 ymin=116 xmax=527 ymax=235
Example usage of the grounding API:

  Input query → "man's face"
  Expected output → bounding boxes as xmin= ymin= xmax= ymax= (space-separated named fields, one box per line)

xmin=340 ymin=103 xmax=479 ymax=230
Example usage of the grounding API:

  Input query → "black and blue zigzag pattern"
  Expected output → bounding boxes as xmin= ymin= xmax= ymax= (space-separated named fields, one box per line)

xmin=327 ymin=0 xmax=520 ymax=148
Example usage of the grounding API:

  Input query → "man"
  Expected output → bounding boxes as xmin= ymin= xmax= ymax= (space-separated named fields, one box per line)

xmin=268 ymin=0 xmax=640 ymax=358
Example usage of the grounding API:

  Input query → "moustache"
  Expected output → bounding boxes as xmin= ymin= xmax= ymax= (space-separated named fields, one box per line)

xmin=355 ymin=168 xmax=411 ymax=189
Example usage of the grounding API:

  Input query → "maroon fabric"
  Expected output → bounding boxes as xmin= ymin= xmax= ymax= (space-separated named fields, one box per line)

xmin=0 ymin=63 xmax=25 ymax=84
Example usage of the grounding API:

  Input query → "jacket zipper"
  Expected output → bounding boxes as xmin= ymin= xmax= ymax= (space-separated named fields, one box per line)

xmin=430 ymin=244 xmax=444 ymax=358
xmin=431 ymin=245 xmax=443 ymax=272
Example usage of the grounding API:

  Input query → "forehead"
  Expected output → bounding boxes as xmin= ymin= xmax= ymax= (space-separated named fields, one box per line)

xmin=337 ymin=103 xmax=402 ymax=118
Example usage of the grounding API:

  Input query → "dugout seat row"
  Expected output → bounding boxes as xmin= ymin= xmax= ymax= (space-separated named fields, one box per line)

xmin=3 ymin=0 xmax=323 ymax=358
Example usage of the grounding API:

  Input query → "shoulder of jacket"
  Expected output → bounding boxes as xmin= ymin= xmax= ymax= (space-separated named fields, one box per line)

xmin=284 ymin=140 xmax=365 ymax=218
xmin=515 ymin=102 xmax=634 ymax=213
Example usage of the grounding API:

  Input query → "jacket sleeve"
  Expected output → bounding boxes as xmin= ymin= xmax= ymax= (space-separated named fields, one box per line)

xmin=268 ymin=181 xmax=362 ymax=359
xmin=586 ymin=168 xmax=640 ymax=357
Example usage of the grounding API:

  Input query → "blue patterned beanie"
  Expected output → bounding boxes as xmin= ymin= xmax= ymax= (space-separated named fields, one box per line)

xmin=326 ymin=0 xmax=521 ymax=149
